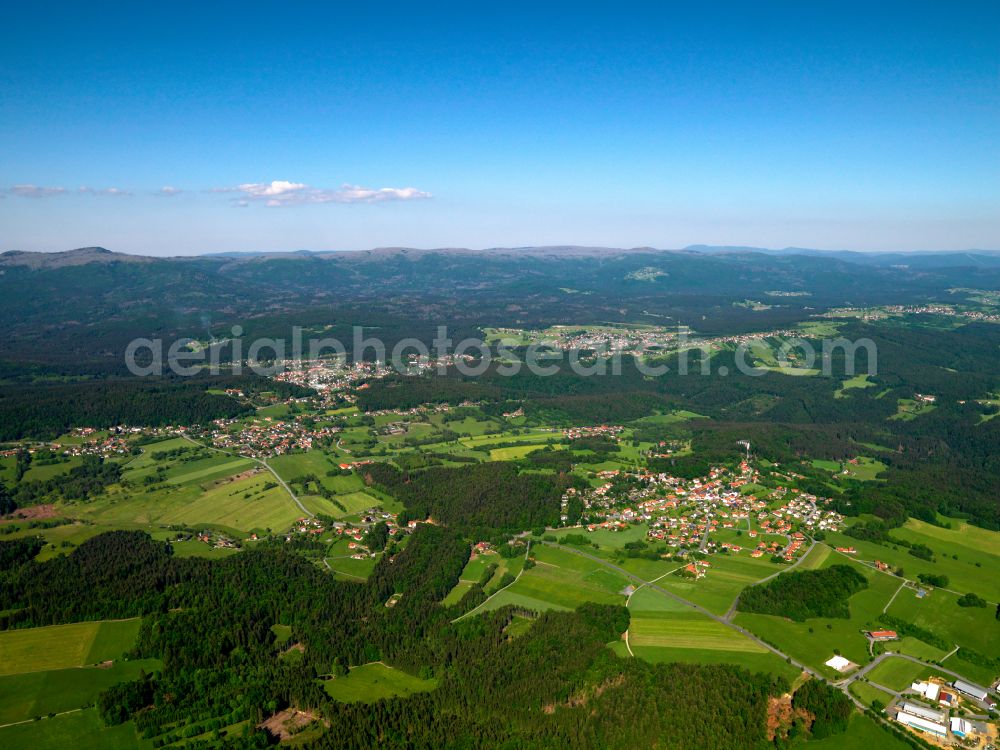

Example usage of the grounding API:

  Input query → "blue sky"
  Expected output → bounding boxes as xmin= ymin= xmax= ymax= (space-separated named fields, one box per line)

xmin=2 ymin=1 xmax=998 ymax=254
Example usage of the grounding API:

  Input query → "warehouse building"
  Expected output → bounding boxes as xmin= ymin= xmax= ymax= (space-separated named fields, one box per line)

xmin=899 ymin=701 xmax=946 ymax=724
xmin=951 ymin=680 xmax=989 ymax=702
xmin=950 ymin=717 xmax=974 ymax=738
xmin=895 ymin=710 xmax=947 ymax=737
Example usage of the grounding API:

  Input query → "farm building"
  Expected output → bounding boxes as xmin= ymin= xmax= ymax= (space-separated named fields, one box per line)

xmin=895 ymin=711 xmax=947 ymax=737
xmin=950 ymin=717 xmax=974 ymax=738
xmin=866 ymin=629 xmax=898 ymax=641
xmin=951 ymin=680 xmax=989 ymax=702
xmin=910 ymin=681 xmax=940 ymax=702
xmin=899 ymin=701 xmax=946 ymax=724
xmin=824 ymin=655 xmax=853 ymax=672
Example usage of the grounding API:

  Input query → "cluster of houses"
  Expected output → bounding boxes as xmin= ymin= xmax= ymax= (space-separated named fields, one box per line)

xmin=563 ymin=425 xmax=624 ymax=441
xmin=273 ymin=358 xmax=396 ymax=396
xmin=32 ymin=425 xmax=151 ymax=459
xmin=206 ymin=416 xmax=341 ymax=458
xmin=491 ymin=325 xmax=682 ymax=358
xmin=563 ymin=462 xmax=841 ymax=571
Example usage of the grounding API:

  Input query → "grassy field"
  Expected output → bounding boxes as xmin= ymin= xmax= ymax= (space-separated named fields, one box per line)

xmin=480 ymin=544 xmax=627 ymax=613
xmin=21 ymin=456 xmax=83 ymax=483
xmin=849 ymin=680 xmax=895 ymax=708
xmin=324 ymin=555 xmax=378 ymax=580
xmin=489 ymin=444 xmax=562 ymax=461
xmin=71 ymin=470 xmax=301 ymax=534
xmin=322 ymin=663 xmax=437 ymax=703
xmin=791 ymin=713 xmax=911 ymax=750
xmin=834 ymin=374 xmax=875 ymax=398
xmin=798 ymin=544 xmax=832 ymax=570
xmin=0 ymin=708 xmax=143 ymax=749
xmin=886 ymin=585 xmax=997 ymax=654
xmin=891 ymin=636 xmax=949 ymax=662
xmin=623 ymin=586 xmax=800 ymax=681
xmin=820 ymin=524 xmax=1000 ymax=602
xmin=734 ymin=558 xmax=900 ymax=677
xmin=0 ymin=659 xmax=161 ymax=725
xmin=654 ymin=552 xmax=783 ymax=615
xmin=865 ymin=657 xmax=950 ymax=691
xmin=943 ymin=652 xmax=1000 ymax=688
xmin=0 ymin=619 xmax=142 ymax=677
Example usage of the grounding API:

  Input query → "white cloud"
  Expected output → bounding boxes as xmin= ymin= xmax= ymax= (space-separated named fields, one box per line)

xmin=219 ymin=180 xmax=431 ymax=207
xmin=78 ymin=186 xmax=131 ymax=196
xmin=158 ymin=186 xmax=183 ymax=196
xmin=9 ymin=184 xmax=67 ymax=198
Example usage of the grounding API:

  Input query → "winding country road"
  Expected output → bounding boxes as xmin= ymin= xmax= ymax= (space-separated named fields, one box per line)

xmin=539 ymin=539 xmax=995 ymax=714
xmin=538 ymin=541 xmax=837 ymax=693
xmin=177 ymin=433 xmax=314 ymax=518
xmin=722 ymin=538 xmax=817 ymax=621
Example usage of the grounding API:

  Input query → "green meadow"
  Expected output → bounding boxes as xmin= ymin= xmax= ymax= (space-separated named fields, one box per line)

xmin=792 ymin=713 xmax=911 ymax=750
xmin=734 ymin=558 xmax=900 ymax=677
xmin=886 ymin=585 xmax=997 ymax=654
xmin=72 ymin=471 xmax=301 ymax=534
xmin=0 ymin=708 xmax=143 ymax=749
xmin=623 ymin=586 xmax=800 ymax=682
xmin=322 ymin=663 xmax=437 ymax=703
xmin=0 ymin=659 xmax=161 ymax=725
xmin=480 ymin=544 xmax=627 ymax=613
xmin=865 ymin=656 xmax=951 ymax=691
xmin=0 ymin=619 xmax=141 ymax=676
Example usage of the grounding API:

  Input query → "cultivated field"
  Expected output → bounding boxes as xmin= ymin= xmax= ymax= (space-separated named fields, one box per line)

xmin=0 ymin=619 xmax=141 ymax=677
xmin=481 ymin=544 xmax=627 ymax=613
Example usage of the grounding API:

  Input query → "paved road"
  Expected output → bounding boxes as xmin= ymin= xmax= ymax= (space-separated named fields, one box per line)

xmin=178 ymin=433 xmax=314 ymax=518
xmin=722 ymin=538 xmax=817 ymax=621
xmin=539 ymin=541 xmax=838 ymax=694
xmin=453 ymin=540 xmax=532 ymax=623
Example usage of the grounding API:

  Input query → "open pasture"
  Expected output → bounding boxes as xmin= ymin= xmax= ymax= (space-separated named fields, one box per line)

xmin=733 ymin=560 xmax=900 ymax=677
xmin=0 ymin=707 xmax=142 ymax=750
xmin=865 ymin=656 xmax=951 ymax=691
xmin=322 ymin=663 xmax=437 ymax=703
xmin=481 ymin=544 xmax=627 ymax=613
xmin=0 ymin=659 xmax=161 ymax=725
xmin=76 ymin=470 xmax=301 ymax=533
xmin=654 ymin=552 xmax=782 ymax=615
xmin=886 ymin=586 xmax=998 ymax=654
xmin=0 ymin=619 xmax=141 ymax=677
xmin=821 ymin=525 xmax=1000 ymax=602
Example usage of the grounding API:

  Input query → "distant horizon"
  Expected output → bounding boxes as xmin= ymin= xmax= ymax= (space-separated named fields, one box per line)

xmin=6 ymin=243 xmax=1000 ymax=259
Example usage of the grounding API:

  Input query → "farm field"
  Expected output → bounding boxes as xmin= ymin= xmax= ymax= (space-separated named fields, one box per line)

xmin=848 ymin=680 xmax=894 ymax=708
xmin=324 ymin=554 xmax=378 ymax=580
xmin=489 ymin=444 xmax=563 ymax=461
xmin=890 ymin=636 xmax=949 ymax=662
xmin=0 ymin=708 xmax=143 ymax=749
xmin=21 ymin=456 xmax=83 ymax=483
xmin=943 ymin=652 xmax=1000 ymax=689
xmin=70 ymin=471 xmax=301 ymax=534
xmin=733 ymin=559 xmax=900 ymax=677
xmin=480 ymin=544 xmax=628 ymax=614
xmin=0 ymin=659 xmax=161 ymax=725
xmin=0 ymin=619 xmax=142 ymax=677
xmin=791 ymin=713 xmax=911 ymax=750
xmin=820 ymin=527 xmax=1000 ymax=603
xmin=624 ymin=587 xmax=800 ymax=682
xmin=886 ymin=586 xmax=998 ymax=655
xmin=797 ymin=544 xmax=832 ymax=570
xmin=322 ymin=663 xmax=437 ymax=703
xmin=865 ymin=656 xmax=950 ymax=691
xmin=653 ymin=552 xmax=784 ymax=615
